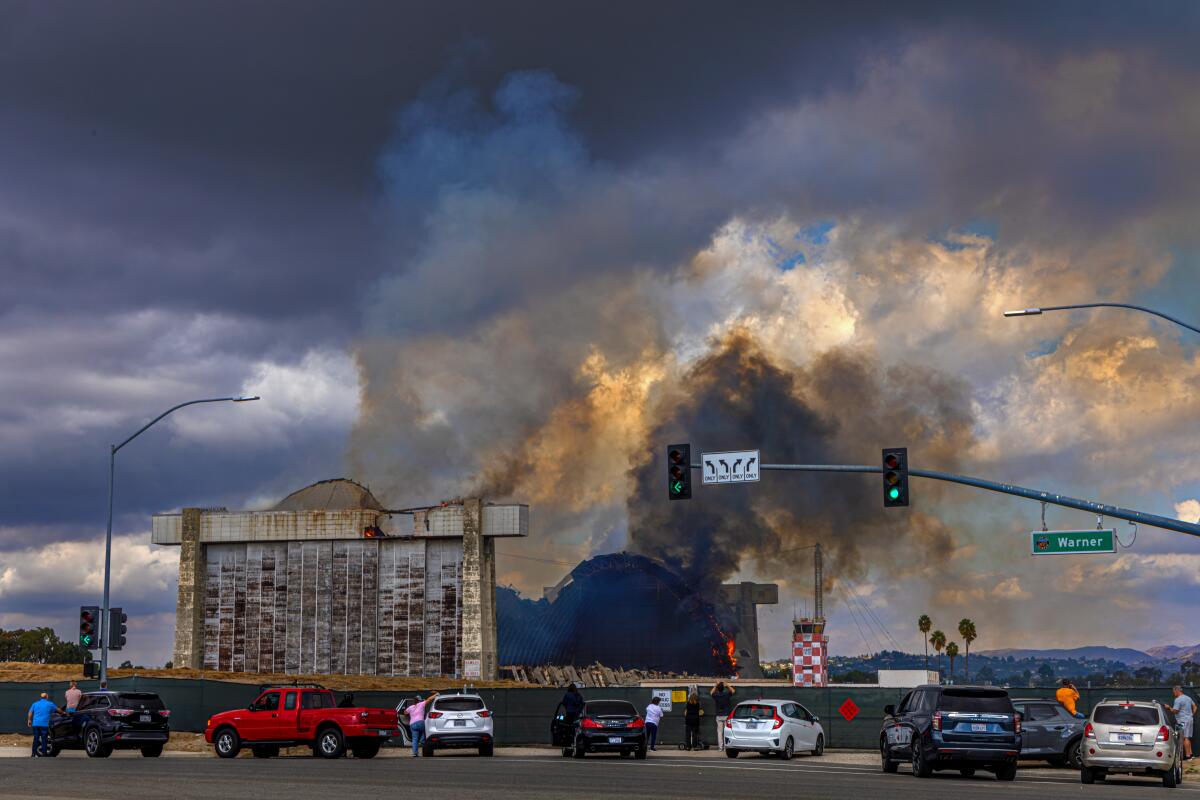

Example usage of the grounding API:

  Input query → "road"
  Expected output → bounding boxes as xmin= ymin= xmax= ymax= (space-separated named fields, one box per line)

xmin=0 ymin=750 xmax=1194 ymax=799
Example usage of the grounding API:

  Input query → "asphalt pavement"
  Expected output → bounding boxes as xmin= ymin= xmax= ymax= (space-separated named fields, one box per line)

xmin=0 ymin=748 xmax=1195 ymax=800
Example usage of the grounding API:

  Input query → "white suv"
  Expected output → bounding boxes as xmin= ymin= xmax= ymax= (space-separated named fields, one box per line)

xmin=1081 ymin=699 xmax=1184 ymax=788
xmin=422 ymin=694 xmax=495 ymax=757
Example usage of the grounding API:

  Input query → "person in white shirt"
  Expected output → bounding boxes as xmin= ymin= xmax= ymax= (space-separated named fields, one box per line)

xmin=644 ymin=696 xmax=664 ymax=752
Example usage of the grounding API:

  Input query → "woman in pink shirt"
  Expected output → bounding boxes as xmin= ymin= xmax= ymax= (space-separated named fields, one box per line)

xmin=406 ymin=692 xmax=439 ymax=756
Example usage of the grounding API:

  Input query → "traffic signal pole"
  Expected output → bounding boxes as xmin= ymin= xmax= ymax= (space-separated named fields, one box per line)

xmin=689 ymin=461 xmax=1200 ymax=539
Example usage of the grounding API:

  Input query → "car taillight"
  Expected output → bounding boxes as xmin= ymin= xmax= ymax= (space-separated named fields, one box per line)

xmin=581 ymin=717 xmax=603 ymax=729
xmin=161 ymin=709 xmax=171 ymax=718
xmin=429 ymin=711 xmax=443 ymax=719
xmin=1084 ymin=723 xmax=1095 ymax=739
xmin=725 ymin=715 xmax=733 ymax=728
xmin=108 ymin=708 xmax=134 ymax=717
xmin=772 ymin=713 xmax=783 ymax=730
xmin=932 ymin=712 xmax=941 ymax=732
xmin=629 ymin=718 xmax=645 ymax=729
xmin=477 ymin=710 xmax=491 ymax=718
xmin=1157 ymin=725 xmax=1170 ymax=742
xmin=1013 ymin=714 xmax=1020 ymax=734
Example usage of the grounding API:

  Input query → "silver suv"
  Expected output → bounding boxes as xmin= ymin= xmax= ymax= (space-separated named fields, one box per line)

xmin=1081 ymin=699 xmax=1184 ymax=788
xmin=421 ymin=693 xmax=495 ymax=757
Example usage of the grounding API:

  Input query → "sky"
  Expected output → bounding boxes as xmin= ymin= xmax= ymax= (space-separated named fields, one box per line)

xmin=2 ymin=1 xmax=1200 ymax=668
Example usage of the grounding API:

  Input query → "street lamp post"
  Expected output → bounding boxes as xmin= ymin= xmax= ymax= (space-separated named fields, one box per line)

xmin=1004 ymin=302 xmax=1200 ymax=336
xmin=100 ymin=395 xmax=259 ymax=686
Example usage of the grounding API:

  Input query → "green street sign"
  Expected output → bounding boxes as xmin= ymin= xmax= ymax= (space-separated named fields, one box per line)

xmin=1031 ymin=529 xmax=1115 ymax=555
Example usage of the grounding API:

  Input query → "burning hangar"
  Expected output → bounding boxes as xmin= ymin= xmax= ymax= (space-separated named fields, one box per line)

xmin=497 ymin=552 xmax=778 ymax=678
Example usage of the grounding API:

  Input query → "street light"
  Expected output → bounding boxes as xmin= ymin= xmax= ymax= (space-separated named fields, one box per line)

xmin=100 ymin=395 xmax=259 ymax=685
xmin=1004 ymin=303 xmax=1200 ymax=336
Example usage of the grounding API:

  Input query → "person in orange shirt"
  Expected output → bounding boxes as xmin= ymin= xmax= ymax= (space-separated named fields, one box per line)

xmin=1056 ymin=679 xmax=1084 ymax=719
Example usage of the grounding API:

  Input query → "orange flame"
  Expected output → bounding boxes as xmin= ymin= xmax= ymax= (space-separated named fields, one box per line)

xmin=726 ymin=638 xmax=737 ymax=669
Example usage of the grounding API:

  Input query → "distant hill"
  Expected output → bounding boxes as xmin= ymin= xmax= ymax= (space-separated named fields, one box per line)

xmin=1146 ymin=644 xmax=1200 ymax=663
xmin=975 ymin=646 xmax=1156 ymax=665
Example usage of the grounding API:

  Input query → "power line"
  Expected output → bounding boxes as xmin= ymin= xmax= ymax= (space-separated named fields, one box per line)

xmin=842 ymin=576 xmax=901 ymax=651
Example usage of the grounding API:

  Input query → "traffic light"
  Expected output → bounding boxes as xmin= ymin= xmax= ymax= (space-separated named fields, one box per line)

xmin=108 ymin=608 xmax=128 ymax=651
xmin=83 ymin=654 xmax=99 ymax=679
xmin=79 ymin=605 xmax=99 ymax=649
xmin=667 ymin=444 xmax=692 ymax=500
xmin=882 ymin=447 xmax=909 ymax=507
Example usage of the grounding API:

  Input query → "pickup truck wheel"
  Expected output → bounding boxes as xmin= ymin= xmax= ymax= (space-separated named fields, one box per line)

xmin=317 ymin=727 xmax=345 ymax=759
xmin=350 ymin=741 xmax=380 ymax=759
xmin=85 ymin=727 xmax=112 ymax=758
xmin=214 ymin=728 xmax=240 ymax=759
xmin=251 ymin=745 xmax=279 ymax=759
xmin=141 ymin=744 xmax=164 ymax=758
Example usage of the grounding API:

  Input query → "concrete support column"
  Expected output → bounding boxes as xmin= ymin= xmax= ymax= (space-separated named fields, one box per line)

xmin=172 ymin=507 xmax=206 ymax=669
xmin=460 ymin=498 xmax=497 ymax=679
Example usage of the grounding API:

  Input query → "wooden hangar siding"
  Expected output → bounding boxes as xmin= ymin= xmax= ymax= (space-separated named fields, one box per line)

xmin=201 ymin=539 xmax=463 ymax=676
xmin=157 ymin=490 xmax=525 ymax=679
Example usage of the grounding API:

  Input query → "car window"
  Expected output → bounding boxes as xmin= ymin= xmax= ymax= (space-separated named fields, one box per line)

xmin=936 ymin=689 xmax=1013 ymax=713
xmin=796 ymin=704 xmax=814 ymax=721
xmin=93 ymin=695 xmax=111 ymax=708
xmin=1094 ymin=705 xmax=1159 ymax=726
xmin=436 ymin=697 xmax=486 ymax=712
xmin=912 ymin=690 xmax=933 ymax=713
xmin=302 ymin=692 xmax=334 ymax=710
xmin=897 ymin=692 xmax=913 ymax=714
xmin=116 ymin=693 xmax=164 ymax=710
xmin=283 ymin=692 xmax=298 ymax=711
xmin=733 ymin=704 xmax=777 ymax=720
xmin=76 ymin=695 xmax=94 ymax=711
xmin=254 ymin=692 xmax=281 ymax=711
xmin=585 ymin=701 xmax=637 ymax=718
xmin=1022 ymin=703 xmax=1058 ymax=722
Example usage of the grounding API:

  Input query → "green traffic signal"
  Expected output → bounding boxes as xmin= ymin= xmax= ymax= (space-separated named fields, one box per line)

xmin=80 ymin=634 xmax=92 ymax=646
xmin=888 ymin=487 xmax=901 ymax=500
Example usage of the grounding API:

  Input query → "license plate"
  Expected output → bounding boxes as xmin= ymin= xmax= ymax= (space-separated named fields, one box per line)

xmin=453 ymin=720 xmax=467 ymax=727
xmin=747 ymin=722 xmax=759 ymax=729
xmin=971 ymin=723 xmax=989 ymax=732
xmin=139 ymin=715 xmax=151 ymax=723
xmin=378 ymin=730 xmax=390 ymax=737
xmin=1112 ymin=733 xmax=1137 ymax=742
xmin=608 ymin=737 xmax=623 ymax=744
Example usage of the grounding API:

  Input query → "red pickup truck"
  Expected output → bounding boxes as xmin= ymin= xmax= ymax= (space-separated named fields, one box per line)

xmin=205 ymin=685 xmax=398 ymax=759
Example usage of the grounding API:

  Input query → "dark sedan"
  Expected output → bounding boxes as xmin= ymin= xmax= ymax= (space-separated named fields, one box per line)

xmin=552 ymin=700 xmax=647 ymax=759
xmin=49 ymin=691 xmax=170 ymax=758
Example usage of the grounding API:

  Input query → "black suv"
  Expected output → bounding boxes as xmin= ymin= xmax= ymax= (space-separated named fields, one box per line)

xmin=49 ymin=691 xmax=170 ymax=758
xmin=552 ymin=700 xmax=647 ymax=759
xmin=880 ymin=685 xmax=1021 ymax=780
xmin=1011 ymin=697 xmax=1085 ymax=768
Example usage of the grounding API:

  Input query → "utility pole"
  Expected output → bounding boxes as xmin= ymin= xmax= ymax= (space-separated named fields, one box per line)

xmin=813 ymin=542 xmax=823 ymax=620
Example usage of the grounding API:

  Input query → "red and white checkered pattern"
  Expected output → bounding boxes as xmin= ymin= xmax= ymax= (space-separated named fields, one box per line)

xmin=792 ymin=635 xmax=829 ymax=687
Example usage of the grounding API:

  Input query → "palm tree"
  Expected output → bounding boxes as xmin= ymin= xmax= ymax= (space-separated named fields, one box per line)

xmin=918 ymin=614 xmax=932 ymax=670
xmin=930 ymin=630 xmax=947 ymax=679
xmin=958 ymin=618 xmax=977 ymax=681
xmin=946 ymin=642 xmax=960 ymax=682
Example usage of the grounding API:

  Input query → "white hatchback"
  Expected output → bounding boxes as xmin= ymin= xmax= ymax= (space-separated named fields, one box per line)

xmin=724 ymin=699 xmax=825 ymax=760
xmin=421 ymin=694 xmax=495 ymax=757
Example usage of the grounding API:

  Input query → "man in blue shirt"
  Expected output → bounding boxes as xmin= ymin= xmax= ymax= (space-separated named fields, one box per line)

xmin=27 ymin=692 xmax=57 ymax=757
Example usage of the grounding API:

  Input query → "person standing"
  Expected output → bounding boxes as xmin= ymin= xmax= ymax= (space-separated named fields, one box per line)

xmin=63 ymin=681 xmax=82 ymax=713
xmin=1172 ymin=686 xmax=1196 ymax=761
xmin=644 ymin=696 xmax=663 ymax=752
xmin=710 ymin=681 xmax=735 ymax=750
xmin=684 ymin=692 xmax=703 ymax=750
xmin=27 ymin=692 xmax=57 ymax=757
xmin=405 ymin=691 xmax=439 ymax=757
xmin=1055 ymin=679 xmax=1084 ymax=719
xmin=561 ymin=683 xmax=584 ymax=725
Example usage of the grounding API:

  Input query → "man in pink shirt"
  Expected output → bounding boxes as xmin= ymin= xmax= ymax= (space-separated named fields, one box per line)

xmin=405 ymin=691 xmax=439 ymax=756
xmin=63 ymin=681 xmax=82 ymax=713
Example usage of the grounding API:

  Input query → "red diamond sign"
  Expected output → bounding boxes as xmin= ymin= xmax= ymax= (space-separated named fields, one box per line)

xmin=839 ymin=698 xmax=859 ymax=722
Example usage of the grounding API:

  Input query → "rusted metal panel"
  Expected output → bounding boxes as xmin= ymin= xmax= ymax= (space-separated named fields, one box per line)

xmin=272 ymin=543 xmax=287 ymax=673
xmin=217 ymin=548 xmax=236 ymax=671
xmin=330 ymin=541 xmax=348 ymax=675
xmin=232 ymin=547 xmax=247 ymax=673
xmin=345 ymin=541 xmax=362 ymax=675
xmin=405 ymin=546 xmax=425 ymax=676
xmin=299 ymin=542 xmax=318 ymax=673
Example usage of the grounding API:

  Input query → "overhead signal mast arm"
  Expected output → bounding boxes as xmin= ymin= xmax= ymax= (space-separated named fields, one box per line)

xmin=687 ymin=460 xmax=1200 ymax=538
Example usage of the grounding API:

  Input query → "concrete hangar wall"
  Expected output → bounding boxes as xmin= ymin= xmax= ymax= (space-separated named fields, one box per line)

xmin=152 ymin=479 xmax=527 ymax=680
